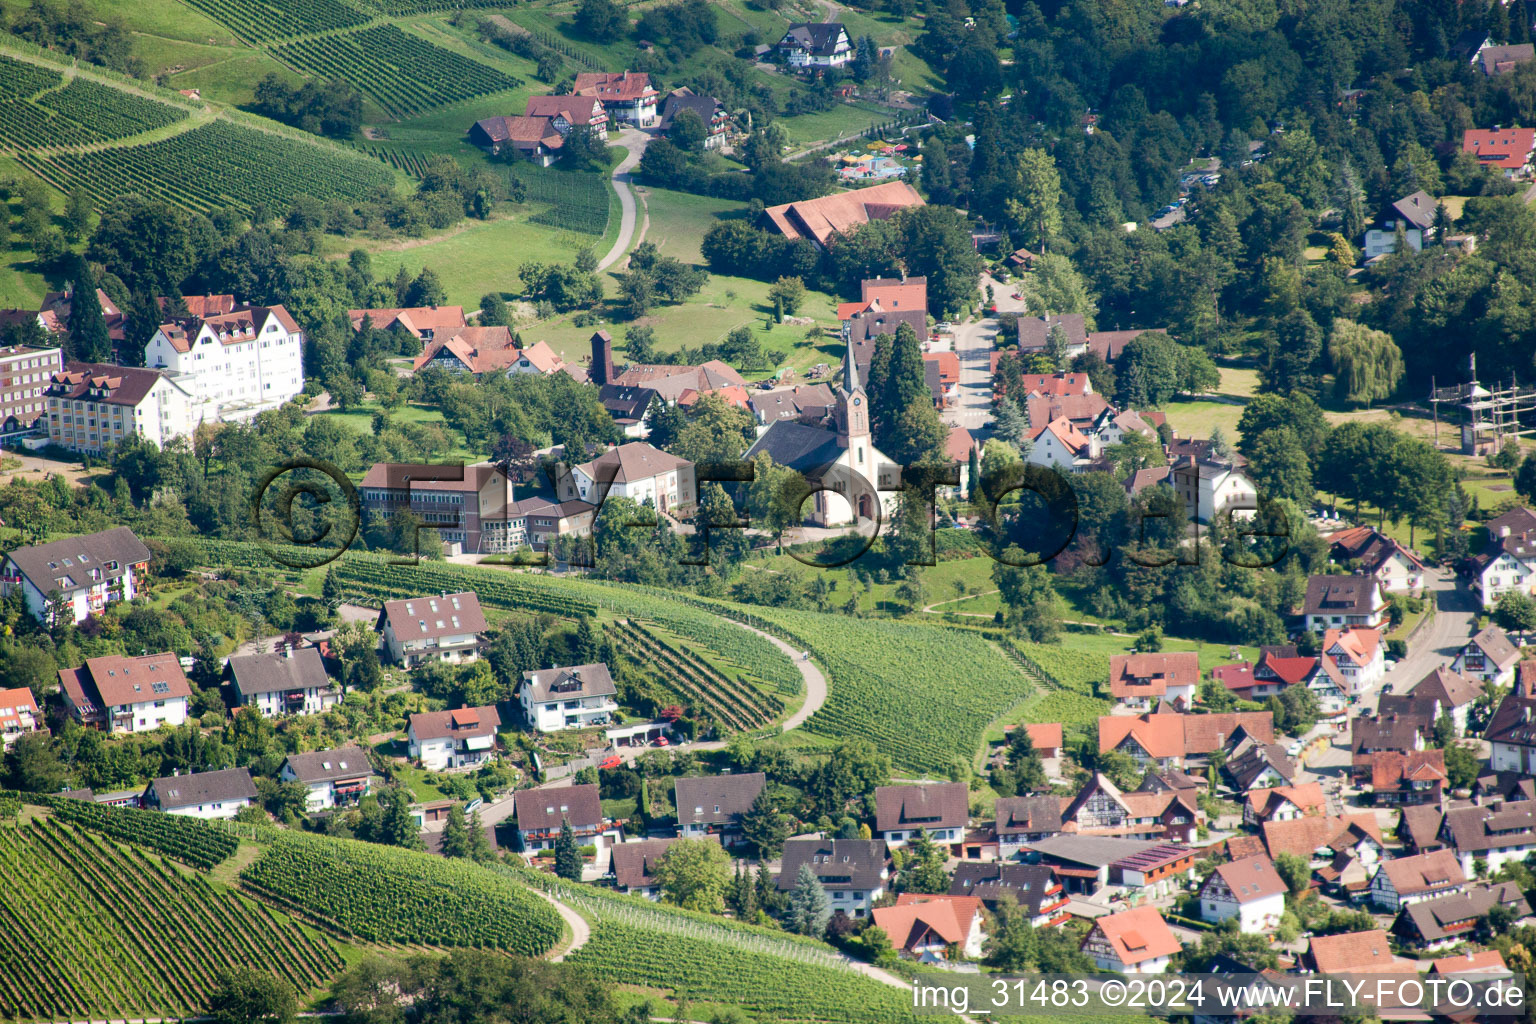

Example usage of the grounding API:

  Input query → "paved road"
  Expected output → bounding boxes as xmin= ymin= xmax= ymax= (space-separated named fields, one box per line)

xmin=946 ymin=273 xmax=1029 ymax=432
xmin=597 ymin=128 xmax=650 ymax=273
xmin=1373 ymin=569 xmax=1479 ymax=703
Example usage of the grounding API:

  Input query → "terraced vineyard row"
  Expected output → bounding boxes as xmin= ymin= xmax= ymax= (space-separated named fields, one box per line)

xmin=174 ymin=0 xmax=370 ymax=41
xmin=329 ymin=556 xmax=599 ymax=618
xmin=512 ymin=164 xmax=611 ymax=236
xmin=240 ymin=832 xmax=563 ymax=953
xmin=275 ymin=25 xmax=520 ymax=119
xmin=19 ymin=119 xmax=395 ymax=213
xmin=0 ymin=819 xmax=339 ymax=1022
xmin=610 ymin=619 xmax=781 ymax=732
xmin=14 ymin=790 xmax=238 ymax=868
xmin=360 ymin=143 xmax=436 ymax=177
xmin=0 ymin=53 xmax=61 ymax=96
xmin=0 ymin=78 xmax=187 ymax=151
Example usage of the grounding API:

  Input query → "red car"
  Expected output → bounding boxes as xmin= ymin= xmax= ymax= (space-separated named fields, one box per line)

xmin=653 ymin=736 xmax=670 ymax=747
xmin=599 ymin=755 xmax=622 ymax=770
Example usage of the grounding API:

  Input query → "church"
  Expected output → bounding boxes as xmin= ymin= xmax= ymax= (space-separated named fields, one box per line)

xmin=743 ymin=338 xmax=900 ymax=527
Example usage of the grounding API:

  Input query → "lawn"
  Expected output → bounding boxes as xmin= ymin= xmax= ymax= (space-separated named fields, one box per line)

xmin=391 ymin=764 xmax=450 ymax=803
xmin=0 ymin=0 xmax=242 ymax=45
xmin=778 ymin=102 xmax=900 ymax=148
xmin=0 ymin=154 xmax=65 ymax=307
xmin=315 ymin=401 xmax=488 ymax=465
xmin=1161 ymin=365 xmax=1258 ymax=441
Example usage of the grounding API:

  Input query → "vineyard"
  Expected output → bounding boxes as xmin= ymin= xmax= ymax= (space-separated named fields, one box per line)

xmin=240 ymin=832 xmax=563 ymax=953
xmin=610 ymin=619 xmax=781 ymax=731
xmin=360 ymin=143 xmax=437 ymax=177
xmin=0 ymin=819 xmax=340 ymax=1022
xmin=513 ymin=163 xmax=611 ymax=236
xmin=274 ymin=26 xmax=520 ymax=119
xmin=360 ymin=0 xmax=510 ymax=10
xmin=1002 ymin=636 xmax=1110 ymax=726
xmin=725 ymin=608 xmax=1037 ymax=774
xmin=172 ymin=0 xmax=371 ymax=42
xmin=17 ymin=119 xmax=396 ymax=214
xmin=33 ymin=79 xmax=187 ymax=144
xmin=15 ymin=791 xmax=239 ymax=869
xmin=329 ymin=556 xmax=600 ymax=619
xmin=515 ymin=871 xmax=931 ymax=1024
xmin=0 ymin=53 xmax=60 ymax=96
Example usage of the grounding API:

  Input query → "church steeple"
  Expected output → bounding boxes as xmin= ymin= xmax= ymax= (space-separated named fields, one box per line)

xmin=835 ymin=335 xmax=869 ymax=447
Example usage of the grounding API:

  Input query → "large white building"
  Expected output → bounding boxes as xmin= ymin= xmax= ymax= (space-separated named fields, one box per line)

xmin=57 ymin=652 xmax=192 ymax=734
xmin=45 ymin=362 xmax=196 ymax=455
xmin=1171 ymin=455 xmax=1258 ymax=524
xmin=144 ymin=303 xmax=305 ymax=423
xmin=561 ymin=442 xmax=697 ymax=513
xmin=378 ymin=592 xmax=487 ymax=668
xmin=1 ymin=527 xmax=151 ymax=626
xmin=407 ymin=706 xmax=501 ymax=771
xmin=519 ymin=663 xmax=618 ymax=733
xmin=227 ymin=647 xmax=341 ymax=718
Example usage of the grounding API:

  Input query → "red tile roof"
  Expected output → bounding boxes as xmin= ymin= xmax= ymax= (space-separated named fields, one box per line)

xmin=1109 ymin=652 xmax=1199 ymax=700
xmin=763 ymin=180 xmax=924 ymax=247
xmin=1307 ymin=929 xmax=1399 ymax=973
xmin=1463 ymin=127 xmax=1536 ymax=169
xmin=874 ymin=894 xmax=982 ymax=950
xmin=1088 ymin=905 xmax=1181 ymax=966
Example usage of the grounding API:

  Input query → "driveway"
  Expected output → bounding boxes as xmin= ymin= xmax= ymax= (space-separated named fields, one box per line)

xmin=946 ymin=273 xmax=1028 ymax=433
xmin=597 ymin=128 xmax=650 ymax=273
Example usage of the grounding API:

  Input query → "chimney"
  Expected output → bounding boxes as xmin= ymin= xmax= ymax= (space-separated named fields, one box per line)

xmin=591 ymin=330 xmax=614 ymax=385
xmin=284 ymin=647 xmax=294 ymax=660
xmin=1502 ymin=525 xmax=1511 ymax=538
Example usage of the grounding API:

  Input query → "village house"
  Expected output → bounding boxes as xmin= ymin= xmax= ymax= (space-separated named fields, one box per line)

xmin=1462 ymin=127 xmax=1536 ymax=179
xmin=523 ymin=94 xmax=608 ymax=135
xmin=44 ymin=362 xmax=196 ymax=455
xmin=558 ymin=441 xmax=696 ymax=513
xmin=469 ymin=115 xmax=564 ymax=164
xmin=1401 ymin=883 xmax=1532 ymax=949
xmin=1081 ymin=905 xmax=1181 ymax=974
xmin=675 ymin=772 xmax=766 ymax=846
xmin=1302 ymin=575 xmax=1386 ymax=631
xmin=1409 ymin=667 xmax=1484 ymax=735
xmin=514 ymin=783 xmax=613 ymax=852
xmin=1442 ymin=799 xmax=1536 ymax=876
xmin=776 ymin=22 xmax=853 ymax=70
xmin=1025 ymin=416 xmax=1098 ymax=471
xmin=347 ymin=306 xmax=466 ymax=343
xmin=1452 ymin=625 xmax=1520 ymax=685
xmin=1023 ymin=835 xmax=1197 ymax=897
xmin=1482 ymin=673 xmax=1536 ymax=774
xmin=1060 ymin=772 xmax=1202 ymax=843
xmin=777 ymin=837 xmax=890 ymax=916
xmin=1261 ymin=813 xmax=1385 ymax=874
xmin=609 ymin=355 xmax=745 ymax=401
xmin=142 ymin=768 xmax=257 ymax=820
xmin=872 ymin=894 xmax=985 ymax=961
xmin=378 ymin=592 xmax=487 ymax=668
xmin=278 ymin=745 xmax=375 ymax=812
xmin=2 ymin=526 xmax=150 ymax=626
xmin=875 ymin=782 xmax=968 ymax=849
xmin=1199 ymin=854 xmax=1287 ymax=933
xmin=657 ymin=87 xmax=729 ymax=149
xmin=0 ymin=687 xmax=43 ymax=750
xmin=611 ymin=835 xmax=720 ymax=898
xmin=518 ymin=663 xmax=618 ymax=733
xmin=1170 ymin=454 xmax=1258 ymax=524
xmin=1370 ymin=849 xmax=1467 ymax=912
xmin=1352 ymin=705 xmax=1433 ymax=764
xmin=57 ymin=652 xmax=191 ymax=734
xmin=761 ymin=180 xmax=924 ymax=249
xmin=598 ymin=384 xmax=658 ymax=438
xmin=1367 ymin=749 xmax=1447 ymax=807
xmin=1107 ymin=651 xmax=1199 ymax=710
xmin=1097 ymin=711 xmax=1275 ymax=769
xmin=1470 ymin=507 xmax=1536 ymax=608
xmin=1326 ymin=525 xmax=1426 ymax=592
xmin=990 ymin=795 xmax=1064 ymax=859
xmin=574 ymin=71 xmax=658 ymax=125
xmin=1362 ymin=191 xmax=1435 ymax=260
xmin=1304 ymin=929 xmax=1408 ymax=974
xmin=950 ymin=863 xmax=1070 ymax=926
xmin=144 ymin=303 xmax=305 ymax=423
xmin=1223 ymin=741 xmax=1298 ymax=793
xmin=407 ymin=706 xmax=501 ymax=772
xmin=227 ymin=647 xmax=339 ymax=718
xmin=1244 ymin=781 xmax=1327 ymax=827
xmin=1321 ymin=626 xmax=1385 ymax=696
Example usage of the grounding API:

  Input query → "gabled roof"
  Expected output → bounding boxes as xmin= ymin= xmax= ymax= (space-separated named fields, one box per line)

xmin=1088 ymin=905 xmax=1181 ymax=965
xmin=1017 ymin=314 xmax=1086 ymax=352
xmin=611 ymin=835 xmax=719 ymax=889
xmin=153 ymin=304 xmax=299 ymax=354
xmin=1024 ymin=394 xmax=1110 ymax=431
xmin=46 ymin=363 xmax=181 ymax=409
xmin=762 ymin=180 xmax=924 ymax=248
xmin=658 ymin=87 xmax=725 ymax=132
xmin=1443 ymin=800 xmax=1536 ymax=855
xmin=1019 ymin=372 xmax=1092 ymax=397
xmin=409 ymin=705 xmax=501 ymax=743
xmin=514 ymin=782 xmax=603 ymax=832
xmin=1377 ymin=849 xmax=1465 ymax=898
xmin=1401 ymin=803 xmax=1446 ymax=852
xmin=380 ymin=592 xmax=486 ymax=643
xmin=1352 ymin=708 xmax=1431 ymax=753
xmin=1225 ymin=742 xmax=1297 ymax=790
xmin=993 ymin=795 xmax=1063 ymax=837
xmin=1245 ymin=782 xmax=1326 ymax=819
xmin=1479 ymin=43 xmax=1536 ymax=75
xmin=281 ymin=745 xmax=373 ymax=784
xmin=1085 ymin=329 xmax=1148 ymax=362
xmin=68 ymin=653 xmax=192 ymax=709
xmin=875 ymin=782 xmax=968 ymax=833
xmin=1463 ymin=127 xmax=1536 ymax=169
xmin=1410 ymin=667 xmax=1483 ymax=709
xmin=1029 ymin=416 xmax=1093 ymax=458
xmin=1262 ymin=813 xmax=1384 ymax=860
xmin=347 ymin=306 xmax=466 ymax=337
xmin=873 ymin=894 xmax=982 ymax=950
xmin=1389 ymin=191 xmax=1436 ymax=232
xmin=1430 ymin=947 xmax=1513 ymax=975
xmin=525 ymin=94 xmax=605 ymax=124
xmin=521 ymin=663 xmax=616 ymax=705
xmin=674 ymin=772 xmax=766 ymax=827
xmin=575 ymin=442 xmax=691 ymax=486
xmin=5 ymin=526 xmax=150 ymax=598
xmin=1482 ymin=691 xmax=1536 ymax=747
xmin=0 ymin=687 xmax=40 ymax=734
xmin=1209 ymin=854 xmax=1287 ymax=905
xmin=1303 ymin=575 xmax=1380 ymax=616
xmin=778 ymin=22 xmax=848 ymax=56
xmin=1023 ymin=722 xmax=1063 ymax=750
xmin=146 ymin=768 xmax=256 ymax=810
xmin=778 ymin=837 xmax=888 ymax=890
xmin=1463 ymin=626 xmax=1520 ymax=670
xmin=1099 ymin=711 xmax=1274 ymax=759
xmin=950 ymin=862 xmax=1059 ymax=911
xmin=1371 ymin=749 xmax=1447 ymax=790
xmin=1108 ymin=652 xmax=1199 ymax=700
xmin=228 ymin=648 xmax=330 ymax=698
xmin=412 ymin=326 xmax=521 ymax=374
xmin=573 ymin=71 xmax=657 ymax=103
xmin=1306 ymin=929 xmax=1398 ymax=973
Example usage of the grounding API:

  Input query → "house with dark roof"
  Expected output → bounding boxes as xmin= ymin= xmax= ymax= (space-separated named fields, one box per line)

xmin=598 ymin=384 xmax=657 ymax=438
xmin=1326 ymin=524 xmax=1427 ymax=592
xmin=470 ymin=116 xmax=560 ymax=163
xmin=228 ymin=647 xmax=338 ymax=718
xmin=675 ymin=773 xmax=766 ymax=845
xmin=777 ymin=837 xmax=889 ymax=916
xmin=1367 ymin=749 xmax=1446 ymax=807
xmin=518 ymin=663 xmax=617 ymax=733
xmin=1478 ymin=42 xmax=1536 ymax=76
xmin=1370 ymin=849 xmax=1467 ymax=912
xmin=558 ymin=441 xmax=696 ymax=513
xmin=1400 ymin=882 xmax=1532 ymax=949
xmin=278 ymin=745 xmax=375 ymax=811
xmin=1470 ymin=507 xmax=1536 ymax=608
xmin=1363 ymin=191 xmax=1436 ymax=259
xmin=407 ymin=705 xmax=501 ymax=772
xmin=1198 ymin=854 xmax=1287 ymax=933
xmin=658 ymin=87 xmax=728 ymax=149
xmin=514 ymin=782 xmax=614 ymax=852
xmin=3 ymin=527 xmax=151 ymax=626
xmin=992 ymin=795 xmax=1064 ymax=857
xmin=1060 ymin=772 xmax=1202 ymax=844
xmin=776 ymin=22 xmax=852 ymax=70
xmin=1017 ymin=314 xmax=1087 ymax=355
xmin=43 ymin=362 xmax=196 ymax=456
xmin=142 ymin=768 xmax=257 ymax=820
xmin=875 ymin=782 xmax=968 ymax=848
xmin=1223 ymin=742 xmax=1297 ymax=793
xmin=1409 ymin=667 xmax=1485 ymax=735
xmin=950 ymin=862 xmax=1069 ymax=925
xmin=1442 ymin=798 xmax=1536 ymax=876
xmin=57 ymin=652 xmax=192 ymax=734
xmin=611 ymin=835 xmax=720 ymax=897
xmin=1302 ymin=575 xmax=1385 ymax=631
xmin=1452 ymin=625 xmax=1520 ymax=686
xmin=378 ymin=592 xmax=487 ymax=668
xmin=1482 ymin=677 xmax=1536 ymax=775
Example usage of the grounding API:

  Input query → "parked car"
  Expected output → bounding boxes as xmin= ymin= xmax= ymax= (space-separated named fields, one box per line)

xmin=599 ymin=755 xmax=622 ymax=770
xmin=653 ymin=736 xmax=670 ymax=747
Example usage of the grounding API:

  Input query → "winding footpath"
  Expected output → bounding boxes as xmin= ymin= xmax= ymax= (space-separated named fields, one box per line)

xmin=535 ymin=889 xmax=592 ymax=963
xmin=596 ymin=128 xmax=650 ymax=272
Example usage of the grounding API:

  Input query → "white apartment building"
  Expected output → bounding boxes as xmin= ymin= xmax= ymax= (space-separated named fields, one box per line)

xmin=519 ymin=663 xmax=619 ymax=733
xmin=45 ymin=362 xmax=195 ymax=455
xmin=0 ymin=343 xmax=62 ymax=434
xmin=144 ymin=303 xmax=305 ymax=423
xmin=57 ymin=652 xmax=192 ymax=734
